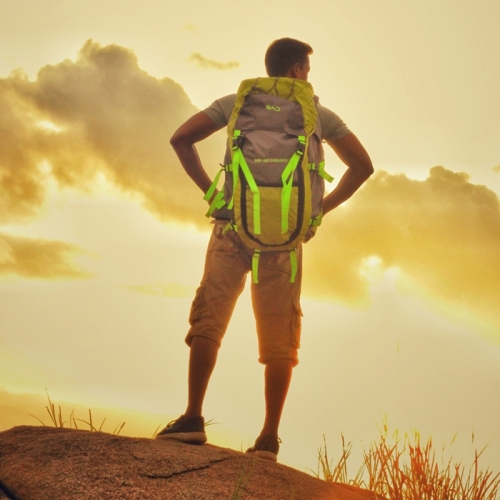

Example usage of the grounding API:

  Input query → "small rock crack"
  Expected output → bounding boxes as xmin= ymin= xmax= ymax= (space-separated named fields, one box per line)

xmin=0 ymin=481 xmax=19 ymax=500
xmin=140 ymin=457 xmax=231 ymax=480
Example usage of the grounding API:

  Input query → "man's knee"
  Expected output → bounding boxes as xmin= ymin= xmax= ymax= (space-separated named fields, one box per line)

xmin=189 ymin=335 xmax=221 ymax=350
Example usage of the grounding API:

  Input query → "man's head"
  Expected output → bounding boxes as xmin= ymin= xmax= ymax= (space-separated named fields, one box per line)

xmin=265 ymin=38 xmax=313 ymax=81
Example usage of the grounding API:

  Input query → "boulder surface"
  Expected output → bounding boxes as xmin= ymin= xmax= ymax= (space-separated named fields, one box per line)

xmin=0 ymin=426 xmax=387 ymax=499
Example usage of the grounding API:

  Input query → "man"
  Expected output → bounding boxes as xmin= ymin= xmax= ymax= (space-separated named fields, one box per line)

xmin=156 ymin=38 xmax=373 ymax=461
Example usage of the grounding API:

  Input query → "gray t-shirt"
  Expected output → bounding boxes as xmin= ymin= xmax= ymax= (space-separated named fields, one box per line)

xmin=203 ymin=94 xmax=351 ymax=142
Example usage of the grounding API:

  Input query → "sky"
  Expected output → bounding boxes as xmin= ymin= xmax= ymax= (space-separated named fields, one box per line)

xmin=1 ymin=0 xmax=500 ymax=477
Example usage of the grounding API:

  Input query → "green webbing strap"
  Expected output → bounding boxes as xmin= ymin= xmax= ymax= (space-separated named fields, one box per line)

xmin=289 ymin=248 xmax=298 ymax=283
xmin=281 ymin=136 xmax=305 ymax=233
xmin=318 ymin=161 xmax=334 ymax=182
xmin=234 ymin=148 xmax=261 ymax=235
xmin=205 ymin=191 xmax=226 ymax=217
xmin=254 ymin=249 xmax=297 ymax=284
xmin=203 ymin=167 xmax=224 ymax=203
xmin=203 ymin=167 xmax=226 ymax=217
xmin=309 ymin=213 xmax=323 ymax=227
xmin=308 ymin=161 xmax=333 ymax=183
xmin=252 ymin=250 xmax=261 ymax=284
xmin=228 ymin=130 xmax=241 ymax=210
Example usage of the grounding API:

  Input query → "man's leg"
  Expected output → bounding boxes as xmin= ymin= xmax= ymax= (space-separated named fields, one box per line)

xmin=155 ymin=336 xmax=218 ymax=443
xmin=247 ymin=248 xmax=302 ymax=460
xmin=260 ymin=358 xmax=293 ymax=437
xmin=156 ymin=222 xmax=248 ymax=442
xmin=245 ymin=358 xmax=294 ymax=460
xmin=185 ymin=336 xmax=219 ymax=418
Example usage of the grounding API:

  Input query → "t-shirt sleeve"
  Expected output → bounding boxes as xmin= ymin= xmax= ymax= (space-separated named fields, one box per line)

xmin=202 ymin=94 xmax=237 ymax=129
xmin=317 ymin=103 xmax=351 ymax=142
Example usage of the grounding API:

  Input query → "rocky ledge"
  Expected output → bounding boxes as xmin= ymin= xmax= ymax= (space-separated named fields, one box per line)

xmin=0 ymin=426 xmax=387 ymax=499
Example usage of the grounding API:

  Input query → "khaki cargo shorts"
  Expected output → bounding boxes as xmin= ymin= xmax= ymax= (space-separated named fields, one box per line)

xmin=186 ymin=220 xmax=303 ymax=366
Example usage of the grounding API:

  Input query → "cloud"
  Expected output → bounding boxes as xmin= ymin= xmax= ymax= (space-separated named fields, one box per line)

xmin=1 ymin=39 xmax=222 ymax=226
xmin=0 ymin=232 xmax=88 ymax=279
xmin=304 ymin=166 xmax=500 ymax=336
xmin=188 ymin=52 xmax=240 ymax=70
xmin=2 ymin=41 xmax=499 ymax=333
xmin=0 ymin=39 xmax=227 ymax=281
xmin=0 ymin=78 xmax=47 ymax=222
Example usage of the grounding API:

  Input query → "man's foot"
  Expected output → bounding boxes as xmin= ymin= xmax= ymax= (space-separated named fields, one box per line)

xmin=245 ymin=434 xmax=281 ymax=462
xmin=155 ymin=415 xmax=207 ymax=444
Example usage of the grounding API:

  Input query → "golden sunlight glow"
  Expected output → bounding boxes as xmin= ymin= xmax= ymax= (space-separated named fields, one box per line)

xmin=36 ymin=120 xmax=64 ymax=133
xmin=1 ymin=0 xmax=499 ymax=478
xmin=359 ymin=255 xmax=384 ymax=283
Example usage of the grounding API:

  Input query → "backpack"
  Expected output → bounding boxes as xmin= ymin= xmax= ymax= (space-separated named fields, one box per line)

xmin=204 ymin=77 xmax=333 ymax=283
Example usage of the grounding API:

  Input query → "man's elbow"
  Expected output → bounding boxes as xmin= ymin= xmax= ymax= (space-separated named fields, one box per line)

xmin=357 ymin=159 xmax=374 ymax=180
xmin=170 ymin=112 xmax=219 ymax=151
xmin=364 ymin=160 xmax=375 ymax=178
xmin=170 ymin=130 xmax=184 ymax=151
xmin=170 ymin=130 xmax=195 ymax=155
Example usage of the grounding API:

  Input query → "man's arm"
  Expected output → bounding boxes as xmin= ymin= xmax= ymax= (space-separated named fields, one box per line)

xmin=322 ymin=133 xmax=374 ymax=215
xmin=170 ymin=111 xmax=222 ymax=197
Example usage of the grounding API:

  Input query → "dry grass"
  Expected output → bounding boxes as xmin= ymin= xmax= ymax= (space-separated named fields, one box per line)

xmin=28 ymin=394 xmax=499 ymax=499
xmin=314 ymin=420 xmax=500 ymax=500
xmin=29 ymin=390 xmax=126 ymax=435
xmin=231 ymin=456 xmax=257 ymax=500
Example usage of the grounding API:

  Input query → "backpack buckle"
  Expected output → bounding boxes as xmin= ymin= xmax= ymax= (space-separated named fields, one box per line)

xmin=297 ymin=136 xmax=306 ymax=155
xmin=232 ymin=131 xmax=245 ymax=150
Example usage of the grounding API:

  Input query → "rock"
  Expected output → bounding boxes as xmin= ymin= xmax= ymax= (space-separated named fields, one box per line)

xmin=0 ymin=426 xmax=387 ymax=500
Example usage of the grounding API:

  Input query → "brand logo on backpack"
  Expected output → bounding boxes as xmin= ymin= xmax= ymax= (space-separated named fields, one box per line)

xmin=265 ymin=105 xmax=281 ymax=112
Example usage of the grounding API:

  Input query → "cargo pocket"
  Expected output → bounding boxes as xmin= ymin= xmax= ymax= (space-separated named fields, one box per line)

xmin=291 ymin=300 xmax=303 ymax=348
xmin=188 ymin=284 xmax=206 ymax=326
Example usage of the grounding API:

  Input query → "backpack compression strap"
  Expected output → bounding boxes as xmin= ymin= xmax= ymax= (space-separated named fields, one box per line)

xmin=281 ymin=135 xmax=305 ymax=233
xmin=203 ymin=167 xmax=227 ymax=217
xmin=229 ymin=132 xmax=307 ymax=237
xmin=251 ymin=248 xmax=298 ymax=284
xmin=228 ymin=130 xmax=261 ymax=234
xmin=308 ymin=160 xmax=334 ymax=182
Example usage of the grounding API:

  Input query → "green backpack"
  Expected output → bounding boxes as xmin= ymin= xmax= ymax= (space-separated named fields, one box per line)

xmin=204 ymin=77 xmax=333 ymax=283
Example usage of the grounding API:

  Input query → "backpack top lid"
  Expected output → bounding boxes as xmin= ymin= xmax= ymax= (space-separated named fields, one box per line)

xmin=227 ymin=77 xmax=318 ymax=149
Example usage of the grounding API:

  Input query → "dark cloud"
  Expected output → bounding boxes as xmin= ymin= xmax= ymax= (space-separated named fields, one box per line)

xmin=1 ymin=39 xmax=222 ymax=226
xmin=0 ymin=39 xmax=227 ymax=280
xmin=0 ymin=232 xmax=88 ymax=279
xmin=188 ymin=52 xmax=240 ymax=70
xmin=0 ymin=77 xmax=47 ymax=222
